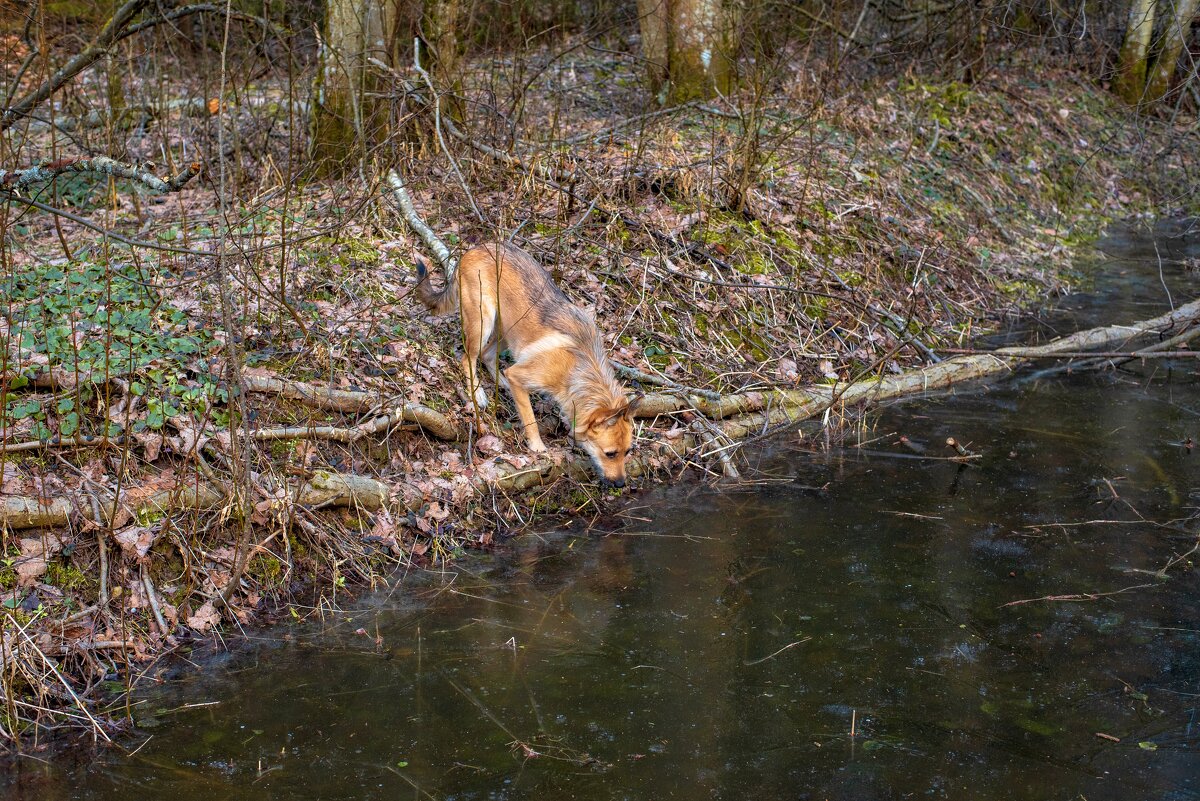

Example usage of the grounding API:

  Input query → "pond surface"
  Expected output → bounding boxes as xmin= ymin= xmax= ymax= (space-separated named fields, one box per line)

xmin=9 ymin=222 xmax=1200 ymax=800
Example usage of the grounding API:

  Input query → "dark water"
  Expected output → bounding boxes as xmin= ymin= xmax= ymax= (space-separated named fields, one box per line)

xmin=9 ymin=222 xmax=1200 ymax=800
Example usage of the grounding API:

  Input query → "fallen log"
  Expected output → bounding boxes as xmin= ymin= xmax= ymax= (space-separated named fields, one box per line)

xmin=0 ymin=470 xmax=389 ymax=531
xmin=0 ymin=496 xmax=75 ymax=530
xmin=241 ymin=373 xmax=461 ymax=441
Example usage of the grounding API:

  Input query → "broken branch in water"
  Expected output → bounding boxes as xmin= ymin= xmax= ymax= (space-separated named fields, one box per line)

xmin=7 ymin=299 xmax=1200 ymax=519
xmin=939 ymin=348 xmax=1199 ymax=359
xmin=1000 ymin=583 xmax=1156 ymax=607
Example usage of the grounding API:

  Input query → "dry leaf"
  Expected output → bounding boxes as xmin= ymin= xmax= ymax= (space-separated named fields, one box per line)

xmin=474 ymin=434 xmax=504 ymax=455
xmin=136 ymin=432 xmax=164 ymax=462
xmin=776 ymin=358 xmax=799 ymax=383
xmin=16 ymin=535 xmax=64 ymax=586
xmin=113 ymin=526 xmax=158 ymax=561
xmin=186 ymin=601 xmax=221 ymax=632
xmin=1 ymin=462 xmax=22 ymax=495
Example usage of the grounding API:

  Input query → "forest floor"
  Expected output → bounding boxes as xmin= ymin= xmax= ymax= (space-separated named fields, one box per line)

xmin=2 ymin=37 xmax=1199 ymax=746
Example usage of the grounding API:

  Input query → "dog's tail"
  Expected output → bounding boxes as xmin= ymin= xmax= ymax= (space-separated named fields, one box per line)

xmin=414 ymin=257 xmax=459 ymax=316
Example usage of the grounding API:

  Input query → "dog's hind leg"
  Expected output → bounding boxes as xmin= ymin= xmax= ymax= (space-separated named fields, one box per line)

xmin=459 ymin=302 xmax=496 ymax=411
xmin=481 ymin=342 xmax=510 ymax=392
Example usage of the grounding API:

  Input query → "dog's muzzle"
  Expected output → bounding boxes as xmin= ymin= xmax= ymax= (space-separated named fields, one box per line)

xmin=601 ymin=478 xmax=626 ymax=489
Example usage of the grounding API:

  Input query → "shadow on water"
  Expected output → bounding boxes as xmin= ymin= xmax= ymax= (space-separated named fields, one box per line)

xmin=8 ymin=221 xmax=1200 ymax=800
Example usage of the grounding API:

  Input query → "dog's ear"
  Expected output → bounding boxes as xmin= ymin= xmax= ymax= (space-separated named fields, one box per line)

xmin=624 ymin=392 xmax=644 ymax=417
xmin=598 ymin=399 xmax=636 ymax=427
xmin=573 ymin=408 xmax=602 ymax=436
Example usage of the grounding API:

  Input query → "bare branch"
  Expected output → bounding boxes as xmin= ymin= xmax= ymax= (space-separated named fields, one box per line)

xmin=1 ymin=194 xmax=214 ymax=257
xmin=241 ymin=373 xmax=462 ymax=441
xmin=383 ymin=168 xmax=454 ymax=273
xmin=0 ymin=156 xmax=201 ymax=193
xmin=115 ymin=3 xmax=282 ymax=42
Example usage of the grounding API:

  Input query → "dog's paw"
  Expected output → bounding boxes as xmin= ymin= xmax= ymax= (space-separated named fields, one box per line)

xmin=472 ymin=388 xmax=489 ymax=408
xmin=527 ymin=440 xmax=549 ymax=454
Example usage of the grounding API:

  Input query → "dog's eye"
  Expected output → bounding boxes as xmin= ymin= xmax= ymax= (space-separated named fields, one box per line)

xmin=604 ymin=450 xmax=617 ymax=459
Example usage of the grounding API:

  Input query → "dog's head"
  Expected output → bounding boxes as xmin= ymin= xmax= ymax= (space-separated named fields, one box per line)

xmin=574 ymin=395 xmax=641 ymax=488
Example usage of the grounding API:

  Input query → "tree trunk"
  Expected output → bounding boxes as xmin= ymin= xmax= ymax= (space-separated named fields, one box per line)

xmin=310 ymin=0 xmax=400 ymax=173
xmin=418 ymin=0 xmax=464 ymax=120
xmin=637 ymin=0 xmax=736 ymax=104
xmin=1144 ymin=0 xmax=1200 ymax=102
xmin=1114 ymin=0 xmax=1158 ymax=104
xmin=420 ymin=0 xmax=461 ymax=81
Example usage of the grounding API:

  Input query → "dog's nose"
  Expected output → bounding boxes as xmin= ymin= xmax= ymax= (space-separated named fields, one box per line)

xmin=608 ymin=478 xmax=625 ymax=489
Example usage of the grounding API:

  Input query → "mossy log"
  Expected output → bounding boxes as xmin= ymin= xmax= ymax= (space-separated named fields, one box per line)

xmin=0 ymin=496 xmax=75 ymax=530
xmin=0 ymin=472 xmax=389 ymax=531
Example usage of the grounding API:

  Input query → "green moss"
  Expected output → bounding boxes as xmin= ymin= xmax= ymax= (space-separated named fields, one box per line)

xmin=248 ymin=553 xmax=284 ymax=589
xmin=739 ymin=251 xmax=772 ymax=275
xmin=772 ymin=229 xmax=801 ymax=252
xmin=287 ymin=535 xmax=307 ymax=559
xmin=45 ymin=561 xmax=92 ymax=593
xmin=995 ymin=278 xmax=1042 ymax=301
xmin=45 ymin=1 xmax=97 ymax=20
xmin=135 ymin=507 xmax=165 ymax=527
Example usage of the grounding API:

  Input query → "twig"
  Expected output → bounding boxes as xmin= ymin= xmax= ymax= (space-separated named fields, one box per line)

xmin=743 ymin=637 xmax=811 ymax=666
xmin=140 ymin=566 xmax=169 ymax=634
xmin=691 ymin=419 xmax=741 ymax=479
xmin=241 ymin=373 xmax=462 ymax=440
xmin=939 ymin=348 xmax=1199 ymax=359
xmin=0 ymin=435 xmax=129 ymax=454
xmin=52 ymin=640 xmax=135 ymax=655
xmin=872 ymin=303 xmax=941 ymax=363
xmin=6 ymin=612 xmax=112 ymax=742
xmin=609 ymin=361 xmax=721 ymax=400
xmin=116 ymin=3 xmax=282 ymax=41
xmin=87 ymin=492 xmax=109 ymax=610
xmin=249 ymin=416 xmax=417 ymax=444
xmin=383 ymin=169 xmax=453 ymax=273
xmin=1000 ymin=583 xmax=1155 ymax=607
xmin=563 ymin=101 xmax=700 ymax=145
xmin=412 ymin=38 xmax=484 ymax=223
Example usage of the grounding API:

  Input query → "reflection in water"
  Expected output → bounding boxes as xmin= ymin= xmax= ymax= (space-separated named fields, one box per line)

xmin=6 ymin=223 xmax=1200 ymax=800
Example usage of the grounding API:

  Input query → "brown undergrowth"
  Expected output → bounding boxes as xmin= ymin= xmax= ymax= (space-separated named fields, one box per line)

xmin=1 ymin=36 xmax=1198 ymax=747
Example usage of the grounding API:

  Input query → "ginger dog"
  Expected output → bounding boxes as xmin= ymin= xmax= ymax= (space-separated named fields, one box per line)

xmin=415 ymin=243 xmax=639 ymax=487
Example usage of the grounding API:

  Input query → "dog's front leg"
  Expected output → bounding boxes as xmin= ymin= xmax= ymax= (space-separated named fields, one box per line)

xmin=502 ymin=365 xmax=547 ymax=453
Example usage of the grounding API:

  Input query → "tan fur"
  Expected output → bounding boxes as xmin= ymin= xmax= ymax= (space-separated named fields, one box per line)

xmin=415 ymin=243 xmax=638 ymax=486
